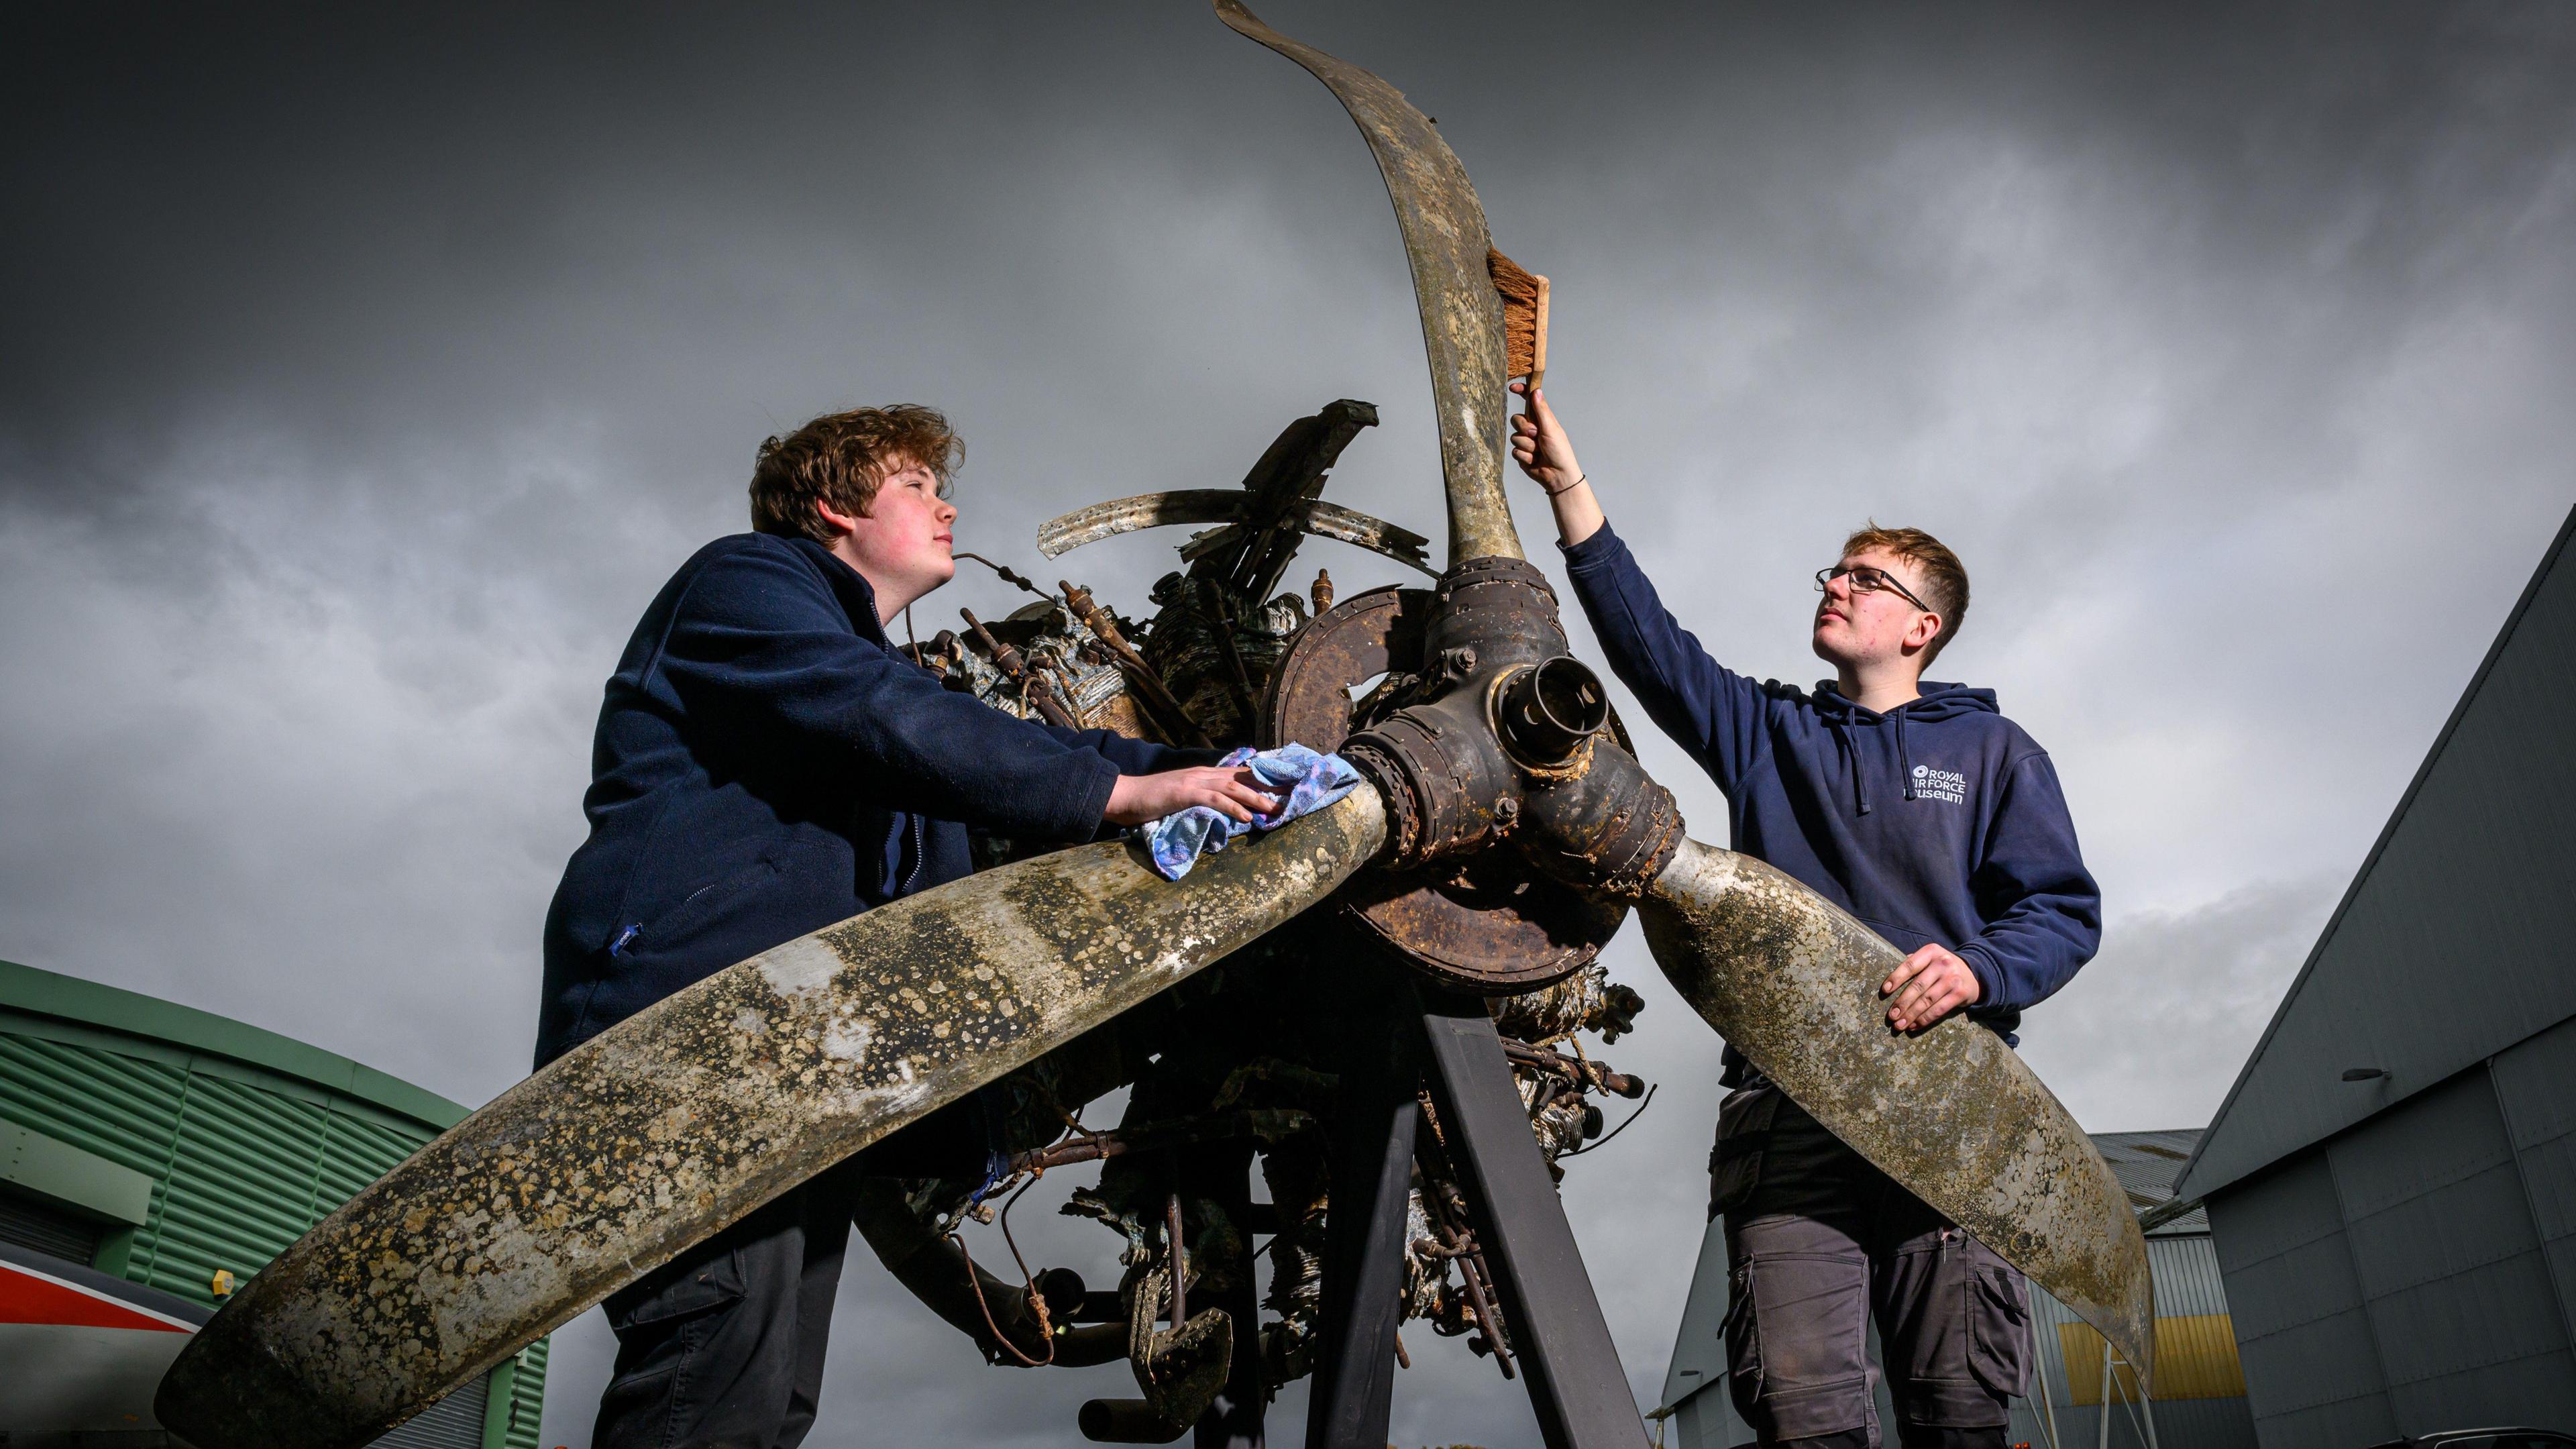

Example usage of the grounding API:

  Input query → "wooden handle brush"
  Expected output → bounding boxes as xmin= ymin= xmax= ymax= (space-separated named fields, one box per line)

xmin=1488 ymin=247 xmax=1550 ymax=396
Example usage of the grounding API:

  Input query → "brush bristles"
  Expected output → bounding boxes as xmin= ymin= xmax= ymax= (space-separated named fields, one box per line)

xmin=1488 ymin=248 xmax=1548 ymax=382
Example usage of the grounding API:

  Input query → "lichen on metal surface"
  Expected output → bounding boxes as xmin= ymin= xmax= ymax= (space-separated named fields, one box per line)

xmin=154 ymin=789 xmax=1388 ymax=1449
xmin=1213 ymin=0 xmax=1523 ymax=566
xmin=1638 ymin=837 xmax=2156 ymax=1394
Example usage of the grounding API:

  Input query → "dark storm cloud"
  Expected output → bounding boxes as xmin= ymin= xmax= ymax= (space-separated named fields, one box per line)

xmin=5 ymin=3 xmax=2573 ymax=1445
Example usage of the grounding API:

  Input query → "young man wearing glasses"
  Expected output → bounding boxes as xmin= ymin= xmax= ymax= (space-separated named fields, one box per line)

xmin=1509 ymin=383 xmax=2100 ymax=1449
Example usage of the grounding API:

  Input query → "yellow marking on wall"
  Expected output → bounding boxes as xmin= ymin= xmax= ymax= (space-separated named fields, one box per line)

xmin=2058 ymin=1314 xmax=2245 ymax=1403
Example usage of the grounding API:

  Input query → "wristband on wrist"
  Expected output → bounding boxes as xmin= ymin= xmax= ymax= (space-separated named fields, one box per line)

xmin=1543 ymin=471 xmax=1588 ymax=498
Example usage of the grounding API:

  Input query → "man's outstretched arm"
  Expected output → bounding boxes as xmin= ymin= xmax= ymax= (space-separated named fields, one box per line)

xmin=1507 ymin=382 xmax=1772 ymax=791
xmin=662 ymin=543 xmax=1274 ymax=835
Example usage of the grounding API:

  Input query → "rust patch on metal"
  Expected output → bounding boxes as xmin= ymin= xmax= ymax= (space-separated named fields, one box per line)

xmin=1261 ymin=577 xmax=1623 ymax=993
xmin=1340 ymin=859 xmax=1621 ymax=994
xmin=1256 ymin=584 xmax=1436 ymax=753
xmin=1639 ymin=837 xmax=2157 ymax=1394
xmin=154 ymin=790 xmax=1388 ymax=1449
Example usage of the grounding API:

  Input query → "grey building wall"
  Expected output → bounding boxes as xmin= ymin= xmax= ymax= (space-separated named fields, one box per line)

xmin=2178 ymin=503 xmax=2576 ymax=1203
xmin=2207 ymin=1020 xmax=2576 ymax=1449
xmin=2493 ymin=1012 xmax=2576 ymax=1362
xmin=2207 ymin=1150 xmax=2396 ymax=1447
xmin=2176 ymin=503 xmax=2576 ymax=1445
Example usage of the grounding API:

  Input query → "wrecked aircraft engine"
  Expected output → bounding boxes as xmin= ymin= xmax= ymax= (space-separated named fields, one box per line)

xmin=156 ymin=5 xmax=2153 ymax=1448
xmin=877 ymin=411 xmax=1660 ymax=1435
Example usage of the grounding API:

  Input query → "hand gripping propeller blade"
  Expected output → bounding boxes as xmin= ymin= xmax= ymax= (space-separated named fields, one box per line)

xmin=155 ymin=789 xmax=1387 ymax=1449
xmin=1638 ymin=837 xmax=2157 ymax=1395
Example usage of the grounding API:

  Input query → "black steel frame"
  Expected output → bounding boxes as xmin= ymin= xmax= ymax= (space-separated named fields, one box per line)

xmin=1303 ymin=979 xmax=1648 ymax=1449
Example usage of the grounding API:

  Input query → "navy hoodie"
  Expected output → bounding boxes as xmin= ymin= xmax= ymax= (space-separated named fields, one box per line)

xmin=536 ymin=533 xmax=1210 ymax=1067
xmin=1562 ymin=523 xmax=2098 ymax=1070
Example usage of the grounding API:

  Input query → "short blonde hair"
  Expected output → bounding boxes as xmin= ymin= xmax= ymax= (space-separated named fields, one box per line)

xmin=1841 ymin=523 xmax=1970 ymax=662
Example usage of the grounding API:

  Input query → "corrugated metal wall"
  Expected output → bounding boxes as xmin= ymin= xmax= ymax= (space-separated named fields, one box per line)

xmin=0 ymin=1007 xmax=547 ymax=1446
xmin=2010 ymin=1233 xmax=2257 ymax=1449
xmin=498 ymin=1337 xmax=551 ymax=1449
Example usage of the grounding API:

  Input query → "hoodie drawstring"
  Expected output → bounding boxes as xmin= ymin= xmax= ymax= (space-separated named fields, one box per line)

xmin=1897 ymin=706 xmax=1916 ymax=801
xmin=1832 ymin=716 xmax=1871 ymax=816
xmin=1831 ymin=702 xmax=1919 ymax=812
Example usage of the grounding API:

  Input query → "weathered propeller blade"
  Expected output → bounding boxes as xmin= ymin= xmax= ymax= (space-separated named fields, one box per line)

xmin=1637 ymin=837 xmax=2157 ymax=1393
xmin=1221 ymin=0 xmax=2152 ymax=1395
xmin=154 ymin=790 xmax=1387 ymax=1449
xmin=1214 ymin=0 xmax=1523 ymax=566
xmin=1037 ymin=488 xmax=1432 ymax=575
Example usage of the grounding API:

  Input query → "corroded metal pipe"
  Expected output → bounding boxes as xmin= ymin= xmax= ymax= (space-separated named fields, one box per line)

xmin=155 ymin=790 xmax=1386 ymax=1449
xmin=1638 ymin=837 xmax=2156 ymax=1393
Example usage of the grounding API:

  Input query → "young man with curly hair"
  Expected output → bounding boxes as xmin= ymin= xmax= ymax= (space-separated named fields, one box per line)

xmin=539 ymin=404 xmax=1266 ymax=1448
xmin=1509 ymin=383 xmax=2100 ymax=1449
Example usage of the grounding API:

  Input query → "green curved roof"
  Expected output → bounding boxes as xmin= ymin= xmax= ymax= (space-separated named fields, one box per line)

xmin=0 ymin=958 xmax=467 ymax=1131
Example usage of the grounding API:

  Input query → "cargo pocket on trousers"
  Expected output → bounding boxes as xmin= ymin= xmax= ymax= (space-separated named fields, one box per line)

xmin=1708 ymin=1086 xmax=1780 ymax=1220
xmin=1965 ymin=1265 xmax=2033 ymax=1398
xmin=608 ymin=1246 xmax=747 ymax=1330
xmin=1723 ymin=1263 xmax=1762 ymax=1419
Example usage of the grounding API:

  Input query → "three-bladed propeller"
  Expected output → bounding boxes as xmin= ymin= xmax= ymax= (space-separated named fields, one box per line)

xmin=156 ymin=7 xmax=2150 ymax=1445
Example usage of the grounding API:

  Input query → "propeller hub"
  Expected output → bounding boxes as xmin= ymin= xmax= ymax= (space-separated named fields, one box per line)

xmin=1495 ymin=657 xmax=1610 ymax=767
xmin=1260 ymin=557 xmax=1680 ymax=991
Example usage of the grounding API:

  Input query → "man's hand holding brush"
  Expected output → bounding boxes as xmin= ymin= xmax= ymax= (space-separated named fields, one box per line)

xmin=1509 ymin=379 xmax=1603 ymax=547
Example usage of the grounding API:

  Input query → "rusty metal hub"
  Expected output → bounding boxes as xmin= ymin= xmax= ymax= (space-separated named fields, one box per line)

xmin=1260 ymin=557 xmax=1679 ymax=994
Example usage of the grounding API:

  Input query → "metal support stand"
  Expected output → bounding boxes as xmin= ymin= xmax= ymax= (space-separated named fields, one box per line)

xmin=1306 ymin=973 xmax=1423 ymax=1449
xmin=1190 ymin=1142 xmax=1269 ymax=1449
xmin=2032 ymin=1332 xmax=2062 ymax=1449
xmin=1305 ymin=981 xmax=1648 ymax=1449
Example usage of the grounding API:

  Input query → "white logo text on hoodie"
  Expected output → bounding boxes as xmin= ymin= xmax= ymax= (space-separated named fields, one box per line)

xmin=1911 ymin=763 xmax=1968 ymax=804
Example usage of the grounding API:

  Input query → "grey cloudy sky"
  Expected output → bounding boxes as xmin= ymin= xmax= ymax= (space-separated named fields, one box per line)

xmin=5 ymin=3 xmax=2573 ymax=1446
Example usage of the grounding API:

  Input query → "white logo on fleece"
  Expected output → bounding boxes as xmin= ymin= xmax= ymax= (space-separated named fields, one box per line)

xmin=1911 ymin=763 xmax=1968 ymax=804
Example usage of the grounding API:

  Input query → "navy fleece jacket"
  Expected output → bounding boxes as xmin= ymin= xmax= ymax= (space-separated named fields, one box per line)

xmin=1562 ymin=523 xmax=2098 ymax=1065
xmin=536 ymin=533 xmax=1210 ymax=1067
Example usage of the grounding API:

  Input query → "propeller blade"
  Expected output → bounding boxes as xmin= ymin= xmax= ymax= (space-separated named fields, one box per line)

xmin=1213 ymin=0 xmax=1524 ymax=566
xmin=156 ymin=789 xmax=1387 ymax=1449
xmin=1638 ymin=837 xmax=2156 ymax=1394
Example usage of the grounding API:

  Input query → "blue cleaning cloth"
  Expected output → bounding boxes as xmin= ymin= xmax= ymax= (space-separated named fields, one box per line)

xmin=1144 ymin=743 xmax=1363 ymax=880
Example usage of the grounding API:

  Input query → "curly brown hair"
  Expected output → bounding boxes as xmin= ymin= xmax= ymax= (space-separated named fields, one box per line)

xmin=1840 ymin=523 xmax=1970 ymax=662
xmin=749 ymin=405 xmax=963 ymax=543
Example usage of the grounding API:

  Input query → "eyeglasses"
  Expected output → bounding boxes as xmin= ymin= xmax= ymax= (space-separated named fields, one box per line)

xmin=1814 ymin=564 xmax=1935 ymax=614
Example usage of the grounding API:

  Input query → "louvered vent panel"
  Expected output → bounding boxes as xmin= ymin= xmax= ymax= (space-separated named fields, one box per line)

xmin=138 ymin=1072 xmax=328 ymax=1304
xmin=504 ymin=1338 xmax=550 ymax=1449
xmin=313 ymin=1106 xmax=433 ymax=1218
xmin=366 ymin=1368 xmax=490 ymax=1449
xmin=0 ymin=1189 xmax=105 ymax=1263
xmin=0 ymin=1031 xmax=190 ymax=1174
xmin=2 ymin=1016 xmax=552 ymax=1433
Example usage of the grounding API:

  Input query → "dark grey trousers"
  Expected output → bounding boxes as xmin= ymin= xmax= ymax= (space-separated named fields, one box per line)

xmin=1713 ymin=1085 xmax=2033 ymax=1449
xmin=592 ymin=1162 xmax=867 ymax=1449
